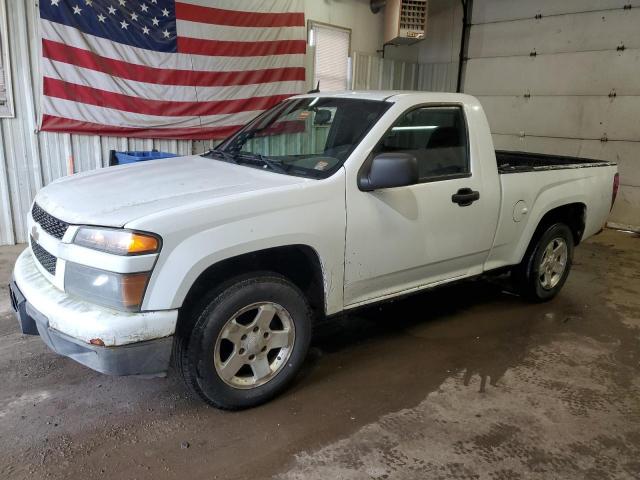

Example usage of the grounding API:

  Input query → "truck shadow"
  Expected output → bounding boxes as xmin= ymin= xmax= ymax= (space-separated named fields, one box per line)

xmin=302 ymin=276 xmax=570 ymax=396
xmin=312 ymin=277 xmax=516 ymax=351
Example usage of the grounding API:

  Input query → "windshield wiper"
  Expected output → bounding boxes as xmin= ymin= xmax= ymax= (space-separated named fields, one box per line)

xmin=205 ymin=149 xmax=238 ymax=163
xmin=233 ymin=152 xmax=288 ymax=174
xmin=206 ymin=149 xmax=287 ymax=174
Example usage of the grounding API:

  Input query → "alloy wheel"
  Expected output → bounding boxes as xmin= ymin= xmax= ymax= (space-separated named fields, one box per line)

xmin=538 ymin=237 xmax=568 ymax=290
xmin=213 ymin=302 xmax=295 ymax=389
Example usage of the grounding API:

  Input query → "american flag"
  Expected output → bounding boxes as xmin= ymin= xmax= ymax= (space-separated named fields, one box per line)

xmin=39 ymin=0 xmax=306 ymax=139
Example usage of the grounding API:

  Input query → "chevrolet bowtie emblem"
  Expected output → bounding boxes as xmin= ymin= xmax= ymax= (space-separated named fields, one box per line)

xmin=31 ymin=225 xmax=39 ymax=243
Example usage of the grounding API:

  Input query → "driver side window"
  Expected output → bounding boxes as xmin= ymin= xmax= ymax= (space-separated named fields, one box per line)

xmin=377 ymin=106 xmax=470 ymax=181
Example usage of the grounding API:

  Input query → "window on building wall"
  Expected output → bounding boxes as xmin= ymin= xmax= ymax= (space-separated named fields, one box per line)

xmin=309 ymin=22 xmax=351 ymax=92
xmin=0 ymin=0 xmax=13 ymax=118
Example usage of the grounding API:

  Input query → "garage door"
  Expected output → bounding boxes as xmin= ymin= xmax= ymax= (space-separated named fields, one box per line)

xmin=463 ymin=0 xmax=640 ymax=230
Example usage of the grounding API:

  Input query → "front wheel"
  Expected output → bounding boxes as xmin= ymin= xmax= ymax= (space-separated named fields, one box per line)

xmin=513 ymin=223 xmax=574 ymax=302
xmin=176 ymin=273 xmax=312 ymax=409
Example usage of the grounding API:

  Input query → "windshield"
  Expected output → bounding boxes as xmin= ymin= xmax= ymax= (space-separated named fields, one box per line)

xmin=207 ymin=97 xmax=391 ymax=179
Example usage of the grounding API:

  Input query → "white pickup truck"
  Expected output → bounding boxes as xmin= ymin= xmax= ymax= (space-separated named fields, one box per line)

xmin=10 ymin=92 xmax=618 ymax=409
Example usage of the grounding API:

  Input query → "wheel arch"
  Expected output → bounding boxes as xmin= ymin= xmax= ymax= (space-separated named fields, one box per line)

xmin=520 ymin=202 xmax=586 ymax=264
xmin=176 ymin=244 xmax=327 ymax=336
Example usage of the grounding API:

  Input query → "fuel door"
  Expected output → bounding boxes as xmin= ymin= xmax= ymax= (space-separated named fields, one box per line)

xmin=513 ymin=200 xmax=529 ymax=222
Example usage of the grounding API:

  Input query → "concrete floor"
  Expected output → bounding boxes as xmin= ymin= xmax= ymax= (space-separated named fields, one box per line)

xmin=0 ymin=229 xmax=639 ymax=479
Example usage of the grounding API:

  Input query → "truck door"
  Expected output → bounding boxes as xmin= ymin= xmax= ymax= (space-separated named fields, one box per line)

xmin=344 ymin=104 xmax=499 ymax=307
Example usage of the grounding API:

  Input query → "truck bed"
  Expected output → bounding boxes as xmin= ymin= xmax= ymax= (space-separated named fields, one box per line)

xmin=496 ymin=150 xmax=615 ymax=174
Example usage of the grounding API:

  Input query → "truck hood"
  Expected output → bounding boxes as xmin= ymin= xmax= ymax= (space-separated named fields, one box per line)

xmin=36 ymin=155 xmax=308 ymax=227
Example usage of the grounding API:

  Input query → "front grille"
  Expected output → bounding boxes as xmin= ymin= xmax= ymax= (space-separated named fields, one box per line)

xmin=31 ymin=236 xmax=57 ymax=275
xmin=32 ymin=203 xmax=69 ymax=240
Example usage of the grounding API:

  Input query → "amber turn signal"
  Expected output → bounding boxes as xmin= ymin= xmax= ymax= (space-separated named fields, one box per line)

xmin=121 ymin=272 xmax=151 ymax=309
xmin=128 ymin=233 xmax=160 ymax=255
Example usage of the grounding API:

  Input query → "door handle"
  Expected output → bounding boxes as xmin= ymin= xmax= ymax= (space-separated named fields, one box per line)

xmin=451 ymin=188 xmax=480 ymax=206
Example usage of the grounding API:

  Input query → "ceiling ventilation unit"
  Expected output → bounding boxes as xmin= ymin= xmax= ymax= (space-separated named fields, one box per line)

xmin=383 ymin=0 xmax=428 ymax=45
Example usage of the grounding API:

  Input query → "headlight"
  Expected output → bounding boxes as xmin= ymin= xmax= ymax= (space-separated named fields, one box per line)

xmin=65 ymin=263 xmax=151 ymax=311
xmin=74 ymin=227 xmax=160 ymax=255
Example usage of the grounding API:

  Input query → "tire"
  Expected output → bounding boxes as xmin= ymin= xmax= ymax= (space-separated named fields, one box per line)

xmin=176 ymin=273 xmax=312 ymax=409
xmin=513 ymin=223 xmax=574 ymax=302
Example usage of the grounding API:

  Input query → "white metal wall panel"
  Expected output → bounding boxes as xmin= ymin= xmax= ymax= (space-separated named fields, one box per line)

xmin=0 ymin=127 xmax=14 ymax=244
xmin=416 ymin=62 xmax=457 ymax=92
xmin=352 ymin=51 xmax=455 ymax=92
xmin=38 ymin=132 xmax=72 ymax=184
xmin=353 ymin=52 xmax=410 ymax=90
xmin=467 ymin=0 xmax=640 ymax=229
xmin=478 ymin=95 xmax=640 ymax=141
xmin=468 ymin=9 xmax=640 ymax=59
xmin=465 ymin=50 xmax=640 ymax=96
xmin=0 ymin=0 xmax=41 ymax=246
xmin=472 ymin=0 xmax=640 ymax=24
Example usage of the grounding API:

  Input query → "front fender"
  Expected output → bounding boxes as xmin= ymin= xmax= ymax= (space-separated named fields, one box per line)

xmin=147 ymin=231 xmax=339 ymax=311
xmin=136 ymin=172 xmax=347 ymax=315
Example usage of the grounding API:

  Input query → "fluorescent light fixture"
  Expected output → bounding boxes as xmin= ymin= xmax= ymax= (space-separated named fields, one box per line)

xmin=392 ymin=125 xmax=438 ymax=131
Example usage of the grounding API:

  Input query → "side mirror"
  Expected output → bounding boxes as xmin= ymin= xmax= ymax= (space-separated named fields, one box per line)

xmin=314 ymin=109 xmax=332 ymax=125
xmin=358 ymin=153 xmax=419 ymax=191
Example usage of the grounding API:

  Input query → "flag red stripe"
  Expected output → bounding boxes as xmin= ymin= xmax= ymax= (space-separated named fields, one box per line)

xmin=177 ymin=37 xmax=306 ymax=57
xmin=44 ymin=77 xmax=294 ymax=117
xmin=41 ymin=114 xmax=243 ymax=140
xmin=175 ymin=2 xmax=305 ymax=27
xmin=42 ymin=39 xmax=306 ymax=87
xmin=257 ymin=120 xmax=306 ymax=136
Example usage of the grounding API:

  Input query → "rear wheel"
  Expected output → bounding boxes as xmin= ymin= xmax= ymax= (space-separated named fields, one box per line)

xmin=176 ymin=273 xmax=312 ymax=409
xmin=513 ymin=223 xmax=574 ymax=302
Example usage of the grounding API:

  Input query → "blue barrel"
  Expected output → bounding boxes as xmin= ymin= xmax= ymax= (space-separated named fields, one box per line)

xmin=109 ymin=150 xmax=178 ymax=166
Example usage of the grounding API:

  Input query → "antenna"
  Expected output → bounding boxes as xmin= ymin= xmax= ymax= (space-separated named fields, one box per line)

xmin=307 ymin=81 xmax=320 ymax=94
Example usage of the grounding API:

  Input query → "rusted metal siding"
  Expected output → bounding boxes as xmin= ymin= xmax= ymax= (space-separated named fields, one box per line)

xmin=0 ymin=2 xmax=194 ymax=246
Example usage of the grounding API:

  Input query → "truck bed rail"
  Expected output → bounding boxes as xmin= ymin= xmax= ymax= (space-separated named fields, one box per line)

xmin=496 ymin=150 xmax=616 ymax=174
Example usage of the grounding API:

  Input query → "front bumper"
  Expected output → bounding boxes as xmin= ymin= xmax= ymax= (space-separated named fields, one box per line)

xmin=10 ymin=250 xmax=178 ymax=376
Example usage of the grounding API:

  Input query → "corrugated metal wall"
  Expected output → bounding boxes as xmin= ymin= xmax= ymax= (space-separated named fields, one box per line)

xmin=0 ymin=2 xmax=193 ymax=246
xmin=352 ymin=51 xmax=457 ymax=92
xmin=464 ymin=0 xmax=640 ymax=230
